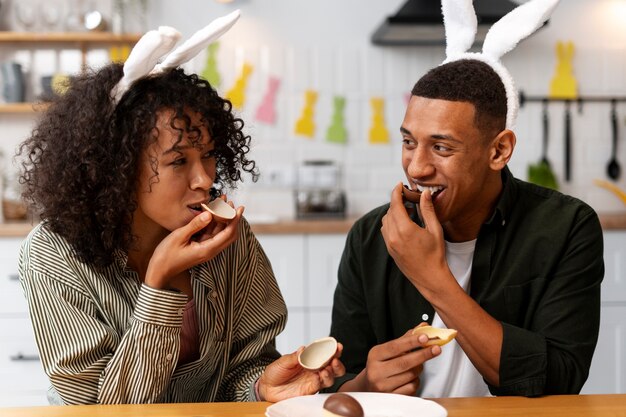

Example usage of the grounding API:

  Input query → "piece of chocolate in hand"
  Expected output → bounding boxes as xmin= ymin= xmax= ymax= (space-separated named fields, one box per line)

xmin=323 ymin=393 xmax=364 ymax=417
xmin=402 ymin=184 xmax=421 ymax=203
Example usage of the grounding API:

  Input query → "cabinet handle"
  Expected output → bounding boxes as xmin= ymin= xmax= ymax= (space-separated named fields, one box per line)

xmin=10 ymin=352 xmax=40 ymax=362
xmin=8 ymin=274 xmax=19 ymax=281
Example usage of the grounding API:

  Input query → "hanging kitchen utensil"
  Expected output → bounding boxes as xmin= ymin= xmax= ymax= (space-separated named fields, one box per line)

xmin=528 ymin=99 xmax=558 ymax=189
xmin=564 ymin=101 xmax=572 ymax=182
xmin=607 ymin=100 xmax=621 ymax=181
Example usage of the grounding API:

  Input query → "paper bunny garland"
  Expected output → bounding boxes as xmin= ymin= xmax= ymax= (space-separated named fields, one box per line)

xmin=111 ymin=10 xmax=241 ymax=104
xmin=441 ymin=0 xmax=560 ymax=130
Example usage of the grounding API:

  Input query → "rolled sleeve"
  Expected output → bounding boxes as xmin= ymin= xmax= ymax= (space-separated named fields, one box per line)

xmin=133 ymin=284 xmax=188 ymax=327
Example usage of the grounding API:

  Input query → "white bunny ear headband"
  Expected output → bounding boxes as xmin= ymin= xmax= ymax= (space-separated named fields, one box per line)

xmin=441 ymin=0 xmax=559 ymax=130
xmin=110 ymin=10 xmax=240 ymax=104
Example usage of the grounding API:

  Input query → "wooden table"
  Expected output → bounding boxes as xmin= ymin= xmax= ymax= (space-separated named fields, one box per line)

xmin=1 ymin=394 xmax=625 ymax=417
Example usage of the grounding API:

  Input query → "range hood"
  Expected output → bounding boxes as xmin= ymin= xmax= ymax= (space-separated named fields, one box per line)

xmin=372 ymin=0 xmax=527 ymax=46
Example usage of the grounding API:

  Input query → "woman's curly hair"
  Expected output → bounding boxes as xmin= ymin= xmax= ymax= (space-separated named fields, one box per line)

xmin=18 ymin=63 xmax=258 ymax=269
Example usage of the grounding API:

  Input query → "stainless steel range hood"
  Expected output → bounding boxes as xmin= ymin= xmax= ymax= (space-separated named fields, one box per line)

xmin=371 ymin=0 xmax=526 ymax=46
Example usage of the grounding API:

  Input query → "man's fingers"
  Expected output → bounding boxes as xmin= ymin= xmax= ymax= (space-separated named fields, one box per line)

xmin=392 ymin=379 xmax=422 ymax=396
xmin=370 ymin=332 xmax=425 ymax=361
xmin=418 ymin=189 xmax=442 ymax=237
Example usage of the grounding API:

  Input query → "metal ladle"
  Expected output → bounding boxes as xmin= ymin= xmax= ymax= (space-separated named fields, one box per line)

xmin=607 ymin=100 xmax=621 ymax=180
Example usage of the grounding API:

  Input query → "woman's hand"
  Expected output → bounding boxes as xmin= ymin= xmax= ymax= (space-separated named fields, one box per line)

xmin=258 ymin=344 xmax=346 ymax=402
xmin=145 ymin=201 xmax=244 ymax=290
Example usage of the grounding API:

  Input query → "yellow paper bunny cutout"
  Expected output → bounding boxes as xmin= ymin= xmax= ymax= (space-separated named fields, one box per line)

xmin=549 ymin=41 xmax=577 ymax=99
xmin=225 ymin=62 xmax=253 ymax=109
xmin=294 ymin=90 xmax=318 ymax=138
xmin=369 ymin=97 xmax=390 ymax=144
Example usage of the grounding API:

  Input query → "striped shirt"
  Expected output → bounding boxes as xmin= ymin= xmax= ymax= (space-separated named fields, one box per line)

xmin=19 ymin=219 xmax=287 ymax=404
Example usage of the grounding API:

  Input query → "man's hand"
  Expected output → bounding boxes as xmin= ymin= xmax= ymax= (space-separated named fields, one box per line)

xmin=258 ymin=344 xmax=345 ymax=402
xmin=381 ymin=183 xmax=450 ymax=297
xmin=339 ymin=330 xmax=441 ymax=395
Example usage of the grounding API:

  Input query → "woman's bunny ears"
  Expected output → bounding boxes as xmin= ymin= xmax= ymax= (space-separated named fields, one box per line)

xmin=111 ymin=10 xmax=240 ymax=104
xmin=441 ymin=0 xmax=560 ymax=130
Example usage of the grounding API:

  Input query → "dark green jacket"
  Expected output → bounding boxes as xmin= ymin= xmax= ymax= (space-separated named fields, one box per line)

xmin=329 ymin=168 xmax=604 ymax=396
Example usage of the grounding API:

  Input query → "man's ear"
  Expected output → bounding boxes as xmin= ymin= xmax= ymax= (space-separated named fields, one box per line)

xmin=489 ymin=129 xmax=516 ymax=170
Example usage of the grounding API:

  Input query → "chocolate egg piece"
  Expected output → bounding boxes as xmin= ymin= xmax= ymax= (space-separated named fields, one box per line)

xmin=412 ymin=325 xmax=458 ymax=346
xmin=323 ymin=393 xmax=364 ymax=417
xmin=402 ymin=184 xmax=421 ymax=203
xmin=201 ymin=199 xmax=236 ymax=223
xmin=298 ymin=337 xmax=338 ymax=371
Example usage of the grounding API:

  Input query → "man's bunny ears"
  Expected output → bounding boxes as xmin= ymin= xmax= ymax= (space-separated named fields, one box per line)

xmin=441 ymin=0 xmax=560 ymax=130
xmin=111 ymin=10 xmax=240 ymax=104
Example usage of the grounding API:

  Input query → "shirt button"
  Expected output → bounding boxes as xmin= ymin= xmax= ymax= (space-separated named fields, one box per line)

xmin=177 ymin=308 xmax=183 ymax=316
xmin=211 ymin=291 xmax=218 ymax=299
xmin=166 ymin=353 xmax=173 ymax=361
xmin=501 ymin=219 xmax=506 ymax=226
xmin=421 ymin=314 xmax=429 ymax=321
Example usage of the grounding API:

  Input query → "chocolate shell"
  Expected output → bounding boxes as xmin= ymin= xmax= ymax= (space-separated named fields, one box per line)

xmin=323 ymin=393 xmax=364 ymax=417
xmin=402 ymin=184 xmax=421 ymax=203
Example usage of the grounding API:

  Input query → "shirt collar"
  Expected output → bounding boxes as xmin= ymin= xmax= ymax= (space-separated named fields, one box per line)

xmin=485 ymin=165 xmax=517 ymax=227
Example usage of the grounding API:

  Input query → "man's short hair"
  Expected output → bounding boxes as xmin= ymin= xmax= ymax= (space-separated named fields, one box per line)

xmin=411 ymin=59 xmax=507 ymax=137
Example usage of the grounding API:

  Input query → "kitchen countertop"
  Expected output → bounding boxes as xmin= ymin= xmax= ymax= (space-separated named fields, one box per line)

xmin=1 ymin=213 xmax=625 ymax=237
xmin=2 ymin=394 xmax=626 ymax=417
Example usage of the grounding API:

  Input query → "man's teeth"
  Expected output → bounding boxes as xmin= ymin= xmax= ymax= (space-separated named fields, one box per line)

xmin=416 ymin=184 xmax=443 ymax=195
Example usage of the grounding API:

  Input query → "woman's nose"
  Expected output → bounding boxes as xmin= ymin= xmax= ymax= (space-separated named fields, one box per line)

xmin=190 ymin=162 xmax=213 ymax=190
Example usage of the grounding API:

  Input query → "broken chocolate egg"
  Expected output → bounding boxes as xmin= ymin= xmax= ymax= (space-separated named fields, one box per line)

xmin=201 ymin=199 xmax=236 ymax=223
xmin=297 ymin=336 xmax=338 ymax=371
xmin=402 ymin=184 xmax=421 ymax=203
xmin=323 ymin=393 xmax=364 ymax=417
xmin=412 ymin=325 xmax=458 ymax=346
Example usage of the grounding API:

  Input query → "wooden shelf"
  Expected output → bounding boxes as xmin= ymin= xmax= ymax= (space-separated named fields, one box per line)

xmin=0 ymin=31 xmax=142 ymax=43
xmin=0 ymin=32 xmax=143 ymax=114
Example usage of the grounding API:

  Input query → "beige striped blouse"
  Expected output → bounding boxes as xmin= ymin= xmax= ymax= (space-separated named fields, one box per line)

xmin=18 ymin=219 xmax=287 ymax=404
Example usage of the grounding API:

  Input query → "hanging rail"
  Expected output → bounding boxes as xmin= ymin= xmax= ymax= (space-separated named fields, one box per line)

xmin=520 ymin=92 xmax=626 ymax=113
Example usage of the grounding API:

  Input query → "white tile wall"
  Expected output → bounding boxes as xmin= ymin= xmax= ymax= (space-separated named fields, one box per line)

xmin=1 ymin=0 xmax=626 ymax=219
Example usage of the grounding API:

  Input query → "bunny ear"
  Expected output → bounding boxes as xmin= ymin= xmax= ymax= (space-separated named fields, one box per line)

xmin=441 ymin=0 xmax=478 ymax=59
xmin=482 ymin=0 xmax=560 ymax=60
xmin=152 ymin=10 xmax=240 ymax=74
xmin=111 ymin=26 xmax=181 ymax=103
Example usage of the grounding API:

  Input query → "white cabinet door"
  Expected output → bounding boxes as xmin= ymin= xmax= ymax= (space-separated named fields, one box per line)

xmin=258 ymin=233 xmax=347 ymax=348
xmin=0 ymin=238 xmax=50 ymax=407
xmin=0 ymin=317 xmax=49 ymax=407
xmin=275 ymin=309 xmax=307 ymax=355
xmin=581 ymin=231 xmax=626 ymax=394
xmin=308 ymin=308 xmax=333 ymax=342
xmin=601 ymin=232 xmax=626 ymax=303
xmin=0 ymin=237 xmax=28 ymax=314
xmin=256 ymin=235 xmax=305 ymax=309
xmin=582 ymin=305 xmax=626 ymax=394
xmin=306 ymin=235 xmax=346 ymax=309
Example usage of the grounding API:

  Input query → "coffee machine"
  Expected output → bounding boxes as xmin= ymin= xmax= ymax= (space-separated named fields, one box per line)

xmin=294 ymin=160 xmax=346 ymax=219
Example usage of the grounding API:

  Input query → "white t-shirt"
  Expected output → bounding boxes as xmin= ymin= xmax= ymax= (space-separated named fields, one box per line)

xmin=415 ymin=239 xmax=491 ymax=398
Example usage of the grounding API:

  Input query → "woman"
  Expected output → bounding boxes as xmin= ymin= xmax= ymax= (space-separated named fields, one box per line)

xmin=17 ymin=61 xmax=343 ymax=405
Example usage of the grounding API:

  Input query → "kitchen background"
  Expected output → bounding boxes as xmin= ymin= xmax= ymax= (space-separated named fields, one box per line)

xmin=0 ymin=0 xmax=626 ymax=218
xmin=0 ymin=0 xmax=625 ymax=406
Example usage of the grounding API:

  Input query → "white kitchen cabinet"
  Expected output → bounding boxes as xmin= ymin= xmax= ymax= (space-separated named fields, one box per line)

xmin=0 ymin=227 xmax=622 ymax=406
xmin=256 ymin=235 xmax=306 ymax=309
xmin=306 ymin=236 xmax=347 ymax=309
xmin=256 ymin=233 xmax=347 ymax=354
xmin=582 ymin=231 xmax=626 ymax=394
xmin=0 ymin=237 xmax=48 ymax=407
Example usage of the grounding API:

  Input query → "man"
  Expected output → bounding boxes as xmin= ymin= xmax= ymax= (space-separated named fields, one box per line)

xmin=328 ymin=58 xmax=604 ymax=397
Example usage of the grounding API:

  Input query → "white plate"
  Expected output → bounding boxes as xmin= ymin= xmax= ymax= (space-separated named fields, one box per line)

xmin=265 ymin=392 xmax=447 ymax=417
